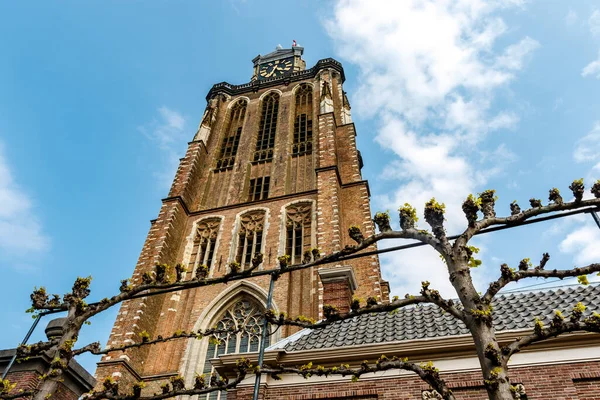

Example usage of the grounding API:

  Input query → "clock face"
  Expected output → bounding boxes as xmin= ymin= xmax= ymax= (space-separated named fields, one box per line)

xmin=258 ymin=57 xmax=294 ymax=79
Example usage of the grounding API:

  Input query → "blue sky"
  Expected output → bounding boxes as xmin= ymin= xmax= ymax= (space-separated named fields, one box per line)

xmin=1 ymin=1 xmax=599 ymax=373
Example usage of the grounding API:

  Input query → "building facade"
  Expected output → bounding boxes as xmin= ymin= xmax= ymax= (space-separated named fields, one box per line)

xmin=95 ymin=46 xmax=389 ymax=397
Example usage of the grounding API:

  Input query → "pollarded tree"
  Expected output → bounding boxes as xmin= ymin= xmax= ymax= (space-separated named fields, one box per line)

xmin=264 ymin=179 xmax=600 ymax=400
xmin=1 ymin=179 xmax=599 ymax=400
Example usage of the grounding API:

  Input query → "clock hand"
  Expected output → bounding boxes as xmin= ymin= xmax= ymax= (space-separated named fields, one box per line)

xmin=269 ymin=63 xmax=283 ymax=76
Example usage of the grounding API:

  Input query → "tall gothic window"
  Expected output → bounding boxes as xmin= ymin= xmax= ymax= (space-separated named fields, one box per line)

xmin=188 ymin=219 xmax=220 ymax=273
xmin=254 ymin=93 xmax=279 ymax=162
xmin=216 ymin=100 xmax=246 ymax=171
xmin=285 ymin=203 xmax=312 ymax=264
xmin=201 ymin=298 xmax=270 ymax=400
xmin=292 ymin=84 xmax=313 ymax=156
xmin=247 ymin=176 xmax=270 ymax=202
xmin=235 ymin=211 xmax=265 ymax=270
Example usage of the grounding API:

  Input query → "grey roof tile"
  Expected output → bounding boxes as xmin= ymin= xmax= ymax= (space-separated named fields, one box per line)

xmin=284 ymin=285 xmax=600 ymax=352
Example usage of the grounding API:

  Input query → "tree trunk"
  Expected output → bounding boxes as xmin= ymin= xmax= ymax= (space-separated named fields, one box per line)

xmin=471 ymin=325 xmax=513 ymax=400
xmin=34 ymin=316 xmax=79 ymax=400
xmin=447 ymin=257 xmax=514 ymax=400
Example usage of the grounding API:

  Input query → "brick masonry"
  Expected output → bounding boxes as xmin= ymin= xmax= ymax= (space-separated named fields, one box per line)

xmin=321 ymin=279 xmax=353 ymax=314
xmin=228 ymin=361 xmax=600 ymax=400
xmin=95 ymin=56 xmax=389 ymax=393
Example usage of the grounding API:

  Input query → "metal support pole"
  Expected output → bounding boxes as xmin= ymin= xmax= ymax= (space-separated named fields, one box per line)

xmin=591 ymin=210 xmax=600 ymax=230
xmin=252 ymin=272 xmax=278 ymax=400
xmin=2 ymin=313 xmax=45 ymax=379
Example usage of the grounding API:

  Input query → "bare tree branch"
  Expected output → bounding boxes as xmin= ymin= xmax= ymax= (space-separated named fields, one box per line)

xmin=484 ymin=262 xmax=600 ymax=303
xmin=75 ymin=359 xmax=254 ymax=400
xmin=0 ymin=390 xmax=35 ymax=400
xmin=266 ymin=295 xmax=430 ymax=329
xmin=29 ymin=227 xmax=445 ymax=323
xmin=262 ymin=356 xmax=455 ymax=400
xmin=17 ymin=339 xmax=59 ymax=359
xmin=503 ymin=307 xmax=600 ymax=359
xmin=267 ymin=282 xmax=465 ymax=331
xmin=459 ymin=197 xmax=600 ymax=246
xmin=73 ymin=327 xmax=247 ymax=356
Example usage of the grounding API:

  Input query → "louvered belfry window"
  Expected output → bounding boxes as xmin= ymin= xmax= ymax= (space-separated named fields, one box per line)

xmin=254 ymin=93 xmax=279 ymax=162
xmin=188 ymin=218 xmax=220 ymax=273
xmin=216 ymin=100 xmax=246 ymax=171
xmin=201 ymin=298 xmax=270 ymax=400
xmin=235 ymin=211 xmax=265 ymax=270
xmin=285 ymin=203 xmax=312 ymax=264
xmin=292 ymin=84 xmax=313 ymax=156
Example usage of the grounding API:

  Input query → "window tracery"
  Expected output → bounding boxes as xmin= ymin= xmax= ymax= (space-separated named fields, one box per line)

xmin=235 ymin=211 xmax=265 ymax=270
xmin=285 ymin=203 xmax=312 ymax=264
xmin=201 ymin=297 xmax=270 ymax=400
xmin=188 ymin=218 xmax=220 ymax=274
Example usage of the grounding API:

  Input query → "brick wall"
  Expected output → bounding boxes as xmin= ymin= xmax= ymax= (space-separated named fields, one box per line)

xmin=3 ymin=371 xmax=78 ymax=400
xmin=2 ymin=370 xmax=40 ymax=396
xmin=228 ymin=360 xmax=600 ymax=400
xmin=322 ymin=279 xmax=354 ymax=313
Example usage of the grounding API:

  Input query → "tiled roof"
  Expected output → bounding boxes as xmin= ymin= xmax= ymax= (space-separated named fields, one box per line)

xmin=283 ymin=285 xmax=600 ymax=352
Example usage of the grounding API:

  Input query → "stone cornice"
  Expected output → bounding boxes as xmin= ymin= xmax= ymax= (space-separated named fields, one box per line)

xmin=206 ymin=58 xmax=345 ymax=101
xmin=160 ymin=190 xmax=319 ymax=218
xmin=95 ymin=359 xmax=142 ymax=381
xmin=317 ymin=265 xmax=358 ymax=291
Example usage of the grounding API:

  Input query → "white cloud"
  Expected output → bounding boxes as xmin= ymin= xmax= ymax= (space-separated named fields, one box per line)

xmin=561 ymin=121 xmax=600 ymax=274
xmin=326 ymin=0 xmax=537 ymax=296
xmin=573 ymin=122 xmax=600 ymax=163
xmin=159 ymin=107 xmax=185 ymax=131
xmin=590 ymin=9 xmax=600 ymax=36
xmin=565 ymin=9 xmax=578 ymax=26
xmin=560 ymin=223 xmax=600 ymax=266
xmin=582 ymin=10 xmax=600 ymax=79
xmin=139 ymin=107 xmax=188 ymax=189
xmin=0 ymin=141 xmax=49 ymax=255
xmin=495 ymin=37 xmax=540 ymax=71
xmin=582 ymin=52 xmax=600 ymax=79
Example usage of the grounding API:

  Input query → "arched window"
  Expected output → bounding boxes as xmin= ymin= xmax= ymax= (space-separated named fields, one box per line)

xmin=292 ymin=84 xmax=313 ymax=156
xmin=201 ymin=297 xmax=270 ymax=400
xmin=254 ymin=93 xmax=279 ymax=162
xmin=188 ymin=218 xmax=220 ymax=273
xmin=285 ymin=203 xmax=312 ymax=264
xmin=235 ymin=211 xmax=265 ymax=270
xmin=216 ymin=100 xmax=247 ymax=171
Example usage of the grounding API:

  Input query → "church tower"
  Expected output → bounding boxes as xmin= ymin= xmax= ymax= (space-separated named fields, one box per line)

xmin=95 ymin=46 xmax=389 ymax=396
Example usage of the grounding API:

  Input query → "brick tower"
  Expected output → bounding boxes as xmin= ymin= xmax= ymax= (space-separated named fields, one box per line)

xmin=95 ymin=46 xmax=389 ymax=396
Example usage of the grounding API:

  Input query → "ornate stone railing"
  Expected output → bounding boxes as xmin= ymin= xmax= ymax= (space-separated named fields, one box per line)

xmin=206 ymin=58 xmax=345 ymax=100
